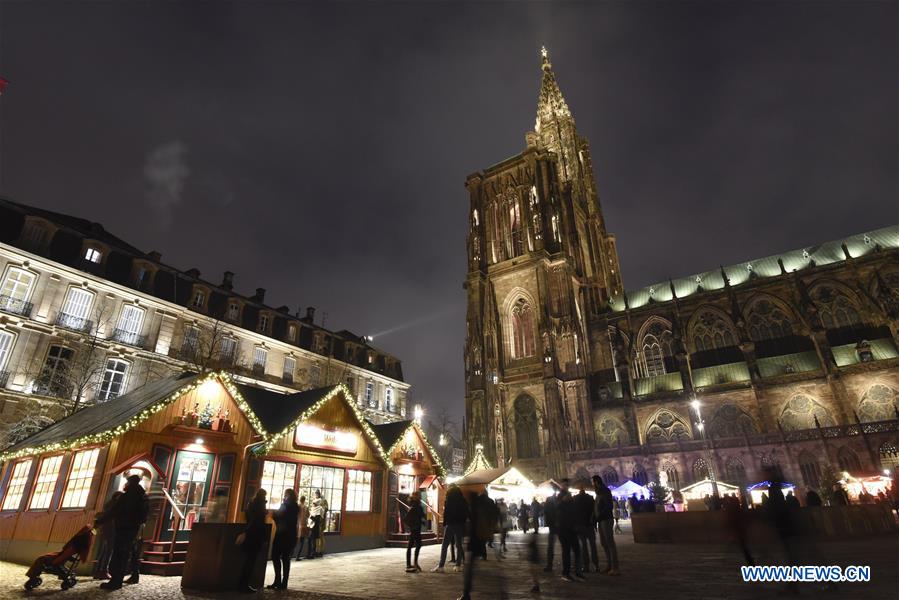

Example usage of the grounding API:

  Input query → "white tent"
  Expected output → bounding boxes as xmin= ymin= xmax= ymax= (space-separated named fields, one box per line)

xmin=610 ymin=479 xmax=651 ymax=499
xmin=679 ymin=478 xmax=740 ymax=501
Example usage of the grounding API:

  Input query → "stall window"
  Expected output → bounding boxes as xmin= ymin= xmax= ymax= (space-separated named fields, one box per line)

xmin=346 ymin=469 xmax=372 ymax=512
xmin=60 ymin=448 xmax=100 ymax=508
xmin=1 ymin=459 xmax=33 ymax=510
xmin=298 ymin=465 xmax=344 ymax=532
xmin=29 ymin=455 xmax=64 ymax=510
xmin=261 ymin=460 xmax=297 ymax=509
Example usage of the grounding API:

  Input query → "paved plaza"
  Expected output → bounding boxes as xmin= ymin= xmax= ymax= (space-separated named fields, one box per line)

xmin=2 ymin=527 xmax=898 ymax=600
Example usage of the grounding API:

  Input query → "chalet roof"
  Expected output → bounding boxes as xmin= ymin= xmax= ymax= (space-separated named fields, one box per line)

xmin=0 ymin=373 xmax=201 ymax=460
xmin=233 ymin=383 xmax=332 ymax=436
xmin=609 ymin=225 xmax=899 ymax=313
xmin=369 ymin=420 xmax=414 ymax=451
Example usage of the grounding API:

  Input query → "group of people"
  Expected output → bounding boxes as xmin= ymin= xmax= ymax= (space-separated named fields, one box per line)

xmin=93 ymin=475 xmax=150 ymax=590
xmin=237 ymin=488 xmax=329 ymax=593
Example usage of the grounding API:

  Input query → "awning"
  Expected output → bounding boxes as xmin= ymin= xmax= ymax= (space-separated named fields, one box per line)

xmin=419 ymin=475 xmax=438 ymax=489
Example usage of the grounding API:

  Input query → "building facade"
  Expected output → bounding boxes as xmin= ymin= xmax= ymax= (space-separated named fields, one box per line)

xmin=0 ymin=198 xmax=409 ymax=447
xmin=463 ymin=49 xmax=899 ymax=491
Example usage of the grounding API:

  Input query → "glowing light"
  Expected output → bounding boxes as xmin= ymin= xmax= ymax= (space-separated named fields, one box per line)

xmin=691 ymin=399 xmax=701 ymax=410
xmin=198 ymin=378 xmax=220 ymax=401
xmin=439 ymin=434 xmax=446 ymax=446
xmin=195 ymin=438 xmax=204 ymax=445
xmin=697 ymin=423 xmax=705 ymax=431
xmin=413 ymin=405 xmax=423 ymax=424
xmin=365 ymin=335 xmax=374 ymax=342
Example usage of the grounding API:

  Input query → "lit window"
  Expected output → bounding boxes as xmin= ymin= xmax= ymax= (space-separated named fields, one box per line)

xmin=385 ymin=387 xmax=394 ymax=412
xmin=2 ymin=460 xmax=32 ymax=510
xmin=191 ymin=289 xmax=206 ymax=309
xmin=29 ymin=455 xmax=64 ymax=510
xmin=181 ymin=326 xmax=200 ymax=357
xmin=97 ymin=358 xmax=129 ymax=401
xmin=298 ymin=464 xmax=344 ymax=532
xmin=135 ymin=267 xmax=150 ymax=287
xmin=84 ymin=248 xmax=102 ymax=263
xmin=287 ymin=324 xmax=297 ymax=342
xmin=310 ymin=364 xmax=321 ymax=386
xmin=365 ymin=381 xmax=374 ymax=406
xmin=258 ymin=314 xmax=270 ymax=332
xmin=220 ymin=337 xmax=237 ymax=361
xmin=253 ymin=347 xmax=267 ymax=372
xmin=227 ymin=302 xmax=240 ymax=321
xmin=1 ymin=267 xmax=36 ymax=313
xmin=261 ymin=460 xmax=296 ymax=510
xmin=60 ymin=288 xmax=94 ymax=325
xmin=34 ymin=346 xmax=74 ymax=398
xmin=60 ymin=448 xmax=100 ymax=508
xmin=346 ymin=469 xmax=372 ymax=512
xmin=114 ymin=304 xmax=145 ymax=345
xmin=283 ymin=357 xmax=296 ymax=382
xmin=0 ymin=331 xmax=15 ymax=372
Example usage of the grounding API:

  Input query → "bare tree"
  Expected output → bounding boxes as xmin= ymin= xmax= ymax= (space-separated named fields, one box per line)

xmin=177 ymin=318 xmax=248 ymax=375
xmin=426 ymin=408 xmax=460 ymax=467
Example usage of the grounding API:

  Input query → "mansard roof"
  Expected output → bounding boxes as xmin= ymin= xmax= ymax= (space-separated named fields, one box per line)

xmin=609 ymin=225 xmax=899 ymax=313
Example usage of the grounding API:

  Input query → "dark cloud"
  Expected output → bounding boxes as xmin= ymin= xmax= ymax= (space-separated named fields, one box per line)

xmin=0 ymin=1 xmax=895 ymax=424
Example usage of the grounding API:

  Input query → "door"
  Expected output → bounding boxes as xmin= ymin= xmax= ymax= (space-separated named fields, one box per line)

xmin=162 ymin=451 xmax=215 ymax=541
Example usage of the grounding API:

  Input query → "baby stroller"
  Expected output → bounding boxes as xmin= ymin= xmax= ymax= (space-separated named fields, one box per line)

xmin=24 ymin=525 xmax=94 ymax=590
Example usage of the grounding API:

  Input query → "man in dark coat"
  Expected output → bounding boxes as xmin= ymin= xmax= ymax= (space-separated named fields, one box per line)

xmin=592 ymin=475 xmax=619 ymax=575
xmin=575 ymin=484 xmax=598 ymax=572
xmin=435 ymin=485 xmax=468 ymax=571
xmin=556 ymin=480 xmax=583 ymax=581
xmin=543 ymin=487 xmax=559 ymax=572
xmin=99 ymin=475 xmax=149 ymax=590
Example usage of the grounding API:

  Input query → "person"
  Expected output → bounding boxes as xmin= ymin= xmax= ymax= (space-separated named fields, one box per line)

xmin=405 ymin=490 xmax=425 ymax=572
xmin=306 ymin=490 xmax=326 ymax=558
xmin=832 ymin=484 xmax=850 ymax=506
xmin=92 ymin=492 xmax=122 ymax=580
xmin=723 ymin=493 xmax=754 ymax=566
xmin=518 ymin=501 xmax=530 ymax=534
xmin=497 ymin=499 xmax=510 ymax=553
xmin=592 ymin=474 xmax=619 ymax=576
xmin=509 ymin=500 xmax=519 ymax=530
xmin=785 ymin=491 xmax=801 ymax=510
xmin=556 ymin=480 xmax=583 ymax=582
xmin=204 ymin=488 xmax=229 ymax=523
xmin=531 ymin=497 xmax=542 ymax=531
xmin=543 ymin=487 xmax=559 ymax=572
xmin=575 ymin=484 xmax=598 ymax=573
xmin=459 ymin=491 xmax=504 ymax=600
xmin=268 ymin=489 xmax=299 ymax=590
xmin=805 ymin=489 xmax=822 ymax=507
xmin=237 ymin=489 xmax=268 ymax=593
xmin=99 ymin=475 xmax=149 ymax=591
xmin=294 ymin=495 xmax=311 ymax=560
xmin=612 ymin=502 xmax=622 ymax=534
xmin=434 ymin=485 xmax=467 ymax=572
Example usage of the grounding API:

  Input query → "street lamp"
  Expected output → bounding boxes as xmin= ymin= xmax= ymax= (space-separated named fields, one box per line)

xmin=413 ymin=405 xmax=423 ymax=424
xmin=690 ymin=399 xmax=719 ymax=498
xmin=439 ymin=434 xmax=447 ymax=446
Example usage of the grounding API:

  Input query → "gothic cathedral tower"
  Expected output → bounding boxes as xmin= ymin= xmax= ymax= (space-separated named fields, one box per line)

xmin=464 ymin=49 xmax=622 ymax=479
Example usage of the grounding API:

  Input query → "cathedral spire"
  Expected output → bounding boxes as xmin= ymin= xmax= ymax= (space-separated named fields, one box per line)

xmin=535 ymin=46 xmax=572 ymax=133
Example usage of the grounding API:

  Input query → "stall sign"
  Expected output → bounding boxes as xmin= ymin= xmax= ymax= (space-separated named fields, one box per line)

xmin=294 ymin=424 xmax=358 ymax=454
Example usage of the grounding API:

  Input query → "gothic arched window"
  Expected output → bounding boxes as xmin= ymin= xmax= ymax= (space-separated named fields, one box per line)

xmin=511 ymin=298 xmax=536 ymax=359
xmin=747 ymin=299 xmax=794 ymax=341
xmin=837 ymin=447 xmax=861 ymax=472
xmin=879 ymin=441 xmax=899 ymax=471
xmin=632 ymin=464 xmax=648 ymax=486
xmin=645 ymin=409 xmax=691 ymax=444
xmin=514 ymin=395 xmax=540 ymax=459
xmin=692 ymin=310 xmax=737 ymax=352
xmin=798 ymin=451 xmax=821 ymax=489
xmin=812 ymin=286 xmax=862 ymax=330
xmin=725 ymin=456 xmax=747 ymax=486
xmin=638 ymin=321 xmax=674 ymax=378
xmin=708 ymin=404 xmax=759 ymax=439
xmin=692 ymin=458 xmax=709 ymax=482
xmin=659 ymin=462 xmax=679 ymax=490
xmin=601 ymin=466 xmax=619 ymax=485
xmin=857 ymin=384 xmax=898 ymax=423
xmin=779 ymin=395 xmax=836 ymax=431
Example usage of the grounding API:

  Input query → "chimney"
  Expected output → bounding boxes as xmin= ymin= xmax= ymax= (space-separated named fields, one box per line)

xmin=253 ymin=288 xmax=266 ymax=303
xmin=221 ymin=271 xmax=234 ymax=290
xmin=185 ymin=268 xmax=201 ymax=279
xmin=302 ymin=306 xmax=316 ymax=323
xmin=276 ymin=305 xmax=290 ymax=314
xmin=147 ymin=251 xmax=162 ymax=262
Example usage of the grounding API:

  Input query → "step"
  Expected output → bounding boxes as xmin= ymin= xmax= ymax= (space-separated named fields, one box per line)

xmin=143 ymin=541 xmax=190 ymax=552
xmin=140 ymin=560 xmax=185 ymax=577
xmin=142 ymin=549 xmax=188 ymax=561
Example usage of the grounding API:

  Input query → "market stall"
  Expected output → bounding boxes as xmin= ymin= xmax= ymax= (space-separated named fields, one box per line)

xmin=455 ymin=465 xmax=536 ymax=505
xmin=745 ymin=480 xmax=796 ymax=506
xmin=838 ymin=472 xmax=893 ymax=502
xmin=610 ymin=479 xmax=651 ymax=500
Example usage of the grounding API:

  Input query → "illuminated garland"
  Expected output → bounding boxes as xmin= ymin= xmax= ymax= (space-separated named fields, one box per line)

xmin=0 ymin=371 xmax=269 ymax=463
xmin=463 ymin=443 xmax=493 ymax=476
xmin=385 ymin=422 xmax=447 ymax=478
xmin=261 ymin=384 xmax=393 ymax=467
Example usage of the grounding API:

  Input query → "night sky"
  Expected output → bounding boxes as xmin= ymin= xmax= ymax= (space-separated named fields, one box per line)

xmin=0 ymin=1 xmax=896 ymax=425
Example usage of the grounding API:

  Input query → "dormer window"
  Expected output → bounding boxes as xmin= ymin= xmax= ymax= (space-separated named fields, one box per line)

xmin=23 ymin=222 xmax=48 ymax=247
xmin=84 ymin=248 xmax=103 ymax=263
xmin=191 ymin=289 xmax=206 ymax=309
xmin=287 ymin=324 xmax=297 ymax=342
xmin=258 ymin=313 xmax=270 ymax=333
xmin=132 ymin=261 xmax=157 ymax=290
xmin=227 ymin=302 xmax=241 ymax=322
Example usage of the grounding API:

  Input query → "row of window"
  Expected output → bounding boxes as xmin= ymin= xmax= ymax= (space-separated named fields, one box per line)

xmin=259 ymin=460 xmax=377 ymax=533
xmin=2 ymin=448 xmax=100 ymax=512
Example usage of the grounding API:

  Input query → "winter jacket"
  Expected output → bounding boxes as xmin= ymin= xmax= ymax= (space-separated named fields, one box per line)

xmin=575 ymin=490 xmax=595 ymax=529
xmin=99 ymin=486 xmax=149 ymax=531
xmin=594 ymin=484 xmax=614 ymax=522
xmin=443 ymin=488 xmax=469 ymax=527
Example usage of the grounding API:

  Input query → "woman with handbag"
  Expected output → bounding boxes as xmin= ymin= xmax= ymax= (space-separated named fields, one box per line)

xmin=237 ymin=489 xmax=268 ymax=593
xmin=268 ymin=489 xmax=299 ymax=590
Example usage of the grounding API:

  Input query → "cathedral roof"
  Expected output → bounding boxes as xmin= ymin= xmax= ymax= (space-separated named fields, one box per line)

xmin=609 ymin=224 xmax=899 ymax=312
xmin=535 ymin=47 xmax=572 ymax=132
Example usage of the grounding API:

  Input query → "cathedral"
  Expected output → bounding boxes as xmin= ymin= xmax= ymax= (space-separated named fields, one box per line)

xmin=463 ymin=49 xmax=899 ymax=493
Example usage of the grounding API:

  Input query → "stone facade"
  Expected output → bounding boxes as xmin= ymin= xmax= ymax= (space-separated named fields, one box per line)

xmin=463 ymin=49 xmax=899 ymax=492
xmin=0 ymin=199 xmax=409 ymax=446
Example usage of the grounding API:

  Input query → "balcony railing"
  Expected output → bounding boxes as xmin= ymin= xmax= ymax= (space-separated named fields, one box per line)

xmin=252 ymin=364 xmax=266 ymax=377
xmin=0 ymin=370 xmax=9 ymax=388
xmin=0 ymin=295 xmax=34 ymax=318
xmin=55 ymin=312 xmax=93 ymax=333
xmin=282 ymin=372 xmax=294 ymax=384
xmin=111 ymin=328 xmax=146 ymax=348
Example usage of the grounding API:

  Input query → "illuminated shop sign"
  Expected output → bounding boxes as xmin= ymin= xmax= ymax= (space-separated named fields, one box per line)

xmin=294 ymin=424 xmax=358 ymax=454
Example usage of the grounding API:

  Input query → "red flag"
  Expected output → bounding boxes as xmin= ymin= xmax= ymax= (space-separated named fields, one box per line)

xmin=0 ymin=78 xmax=8 ymax=95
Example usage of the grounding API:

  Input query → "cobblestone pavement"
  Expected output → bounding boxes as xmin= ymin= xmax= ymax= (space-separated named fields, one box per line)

xmin=2 ymin=526 xmax=898 ymax=600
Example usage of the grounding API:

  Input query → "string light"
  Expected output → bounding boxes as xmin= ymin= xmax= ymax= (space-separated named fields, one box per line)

xmin=463 ymin=443 xmax=493 ymax=476
xmin=384 ymin=422 xmax=447 ymax=478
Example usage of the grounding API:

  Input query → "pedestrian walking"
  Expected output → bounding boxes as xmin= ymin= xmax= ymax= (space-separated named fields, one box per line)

xmin=98 ymin=476 xmax=149 ymax=591
xmin=497 ymin=499 xmax=510 ymax=553
xmin=518 ymin=501 xmax=531 ymax=534
xmin=204 ymin=488 xmax=229 ymax=523
xmin=543 ymin=486 xmax=559 ymax=572
xmin=433 ymin=485 xmax=467 ymax=572
xmin=294 ymin=495 xmax=311 ymax=560
xmin=405 ymin=491 xmax=425 ymax=572
xmin=458 ymin=491 xmax=506 ymax=600
xmin=556 ymin=480 xmax=583 ymax=582
xmin=306 ymin=490 xmax=326 ymax=559
xmin=92 ymin=492 xmax=122 ymax=580
xmin=612 ymin=503 xmax=622 ymax=533
xmin=592 ymin=474 xmax=620 ymax=576
xmin=237 ymin=489 xmax=268 ymax=593
xmin=531 ymin=498 xmax=542 ymax=531
xmin=575 ymin=484 xmax=598 ymax=572
xmin=268 ymin=489 xmax=299 ymax=590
